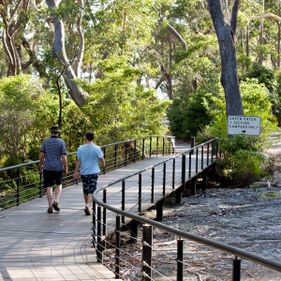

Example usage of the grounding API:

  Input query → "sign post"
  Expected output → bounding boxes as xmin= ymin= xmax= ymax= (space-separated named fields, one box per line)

xmin=227 ymin=116 xmax=261 ymax=136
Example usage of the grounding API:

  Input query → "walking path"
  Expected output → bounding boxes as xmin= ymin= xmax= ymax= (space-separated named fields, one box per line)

xmin=0 ymin=142 xmax=191 ymax=281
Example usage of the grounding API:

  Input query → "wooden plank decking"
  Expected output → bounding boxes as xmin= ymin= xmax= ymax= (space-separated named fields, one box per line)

xmin=0 ymin=142 xmax=195 ymax=281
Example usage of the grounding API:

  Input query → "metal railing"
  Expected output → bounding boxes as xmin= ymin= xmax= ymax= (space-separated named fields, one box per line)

xmin=0 ymin=135 xmax=174 ymax=210
xmin=93 ymin=138 xmax=281 ymax=280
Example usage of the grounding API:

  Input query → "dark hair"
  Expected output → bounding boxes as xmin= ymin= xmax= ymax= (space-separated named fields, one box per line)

xmin=85 ymin=131 xmax=94 ymax=141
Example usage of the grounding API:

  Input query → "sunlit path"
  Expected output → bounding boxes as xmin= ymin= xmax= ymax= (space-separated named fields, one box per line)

xmin=0 ymin=141 xmax=192 ymax=281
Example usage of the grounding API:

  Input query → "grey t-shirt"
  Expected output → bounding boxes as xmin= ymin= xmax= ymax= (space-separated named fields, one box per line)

xmin=40 ymin=136 xmax=66 ymax=171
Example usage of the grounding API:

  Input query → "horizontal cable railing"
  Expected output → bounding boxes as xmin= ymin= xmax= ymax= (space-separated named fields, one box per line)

xmin=0 ymin=135 xmax=175 ymax=210
xmin=93 ymin=138 xmax=281 ymax=281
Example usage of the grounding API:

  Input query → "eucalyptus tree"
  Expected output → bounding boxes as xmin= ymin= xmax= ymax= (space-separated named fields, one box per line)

xmin=0 ymin=0 xmax=34 ymax=75
xmin=45 ymin=0 xmax=89 ymax=106
xmin=208 ymin=0 xmax=243 ymax=116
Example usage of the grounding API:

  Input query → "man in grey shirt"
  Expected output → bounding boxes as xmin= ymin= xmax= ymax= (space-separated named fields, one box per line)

xmin=39 ymin=125 xmax=68 ymax=213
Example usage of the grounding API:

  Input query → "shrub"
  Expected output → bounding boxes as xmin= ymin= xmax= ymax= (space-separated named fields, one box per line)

xmin=217 ymin=135 xmax=268 ymax=187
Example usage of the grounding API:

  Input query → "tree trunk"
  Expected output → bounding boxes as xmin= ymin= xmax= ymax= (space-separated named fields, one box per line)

xmin=208 ymin=0 xmax=243 ymax=116
xmin=45 ymin=0 xmax=89 ymax=107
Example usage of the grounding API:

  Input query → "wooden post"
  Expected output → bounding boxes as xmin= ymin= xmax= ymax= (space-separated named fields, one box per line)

xmin=156 ymin=199 xmax=164 ymax=221
xmin=142 ymin=225 xmax=153 ymax=281
xmin=115 ymin=215 xmax=121 ymax=279
xmin=191 ymin=177 xmax=197 ymax=196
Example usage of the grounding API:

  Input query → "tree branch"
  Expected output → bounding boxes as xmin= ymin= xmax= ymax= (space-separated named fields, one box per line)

xmin=230 ymin=0 xmax=239 ymax=35
xmin=254 ymin=12 xmax=281 ymax=22
xmin=72 ymin=0 xmax=84 ymax=77
xmin=45 ymin=0 xmax=88 ymax=106
xmin=167 ymin=23 xmax=187 ymax=50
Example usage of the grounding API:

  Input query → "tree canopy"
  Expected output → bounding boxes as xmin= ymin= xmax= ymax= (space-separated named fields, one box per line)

xmin=0 ymin=0 xmax=280 ymax=164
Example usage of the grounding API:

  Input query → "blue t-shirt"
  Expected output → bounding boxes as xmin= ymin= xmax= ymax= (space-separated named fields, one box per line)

xmin=77 ymin=143 xmax=103 ymax=175
xmin=40 ymin=136 xmax=66 ymax=171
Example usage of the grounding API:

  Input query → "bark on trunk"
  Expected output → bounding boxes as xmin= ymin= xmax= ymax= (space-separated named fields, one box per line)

xmin=45 ymin=0 xmax=88 ymax=107
xmin=0 ymin=0 xmax=30 ymax=75
xmin=208 ymin=0 xmax=243 ymax=116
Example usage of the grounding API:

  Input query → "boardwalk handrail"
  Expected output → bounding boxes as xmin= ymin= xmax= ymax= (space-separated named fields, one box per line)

xmin=98 ymin=138 xmax=215 ymax=190
xmin=0 ymin=135 xmax=174 ymax=173
xmin=0 ymin=135 xmax=174 ymax=209
xmin=93 ymin=138 xmax=281 ymax=280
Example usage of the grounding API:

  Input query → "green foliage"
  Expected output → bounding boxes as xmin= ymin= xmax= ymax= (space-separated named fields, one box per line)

xmin=167 ymin=86 xmax=217 ymax=140
xmin=0 ymin=75 xmax=44 ymax=164
xmin=217 ymin=136 xmax=268 ymax=187
xmin=80 ymin=56 xmax=170 ymax=143
xmin=242 ymin=63 xmax=276 ymax=92
xmin=195 ymin=78 xmax=277 ymax=187
xmin=0 ymin=62 xmax=170 ymax=166
xmin=199 ymin=79 xmax=277 ymax=140
xmin=270 ymin=70 xmax=281 ymax=125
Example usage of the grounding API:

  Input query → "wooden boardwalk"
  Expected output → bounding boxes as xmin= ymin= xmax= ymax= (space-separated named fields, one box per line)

xmin=0 ymin=142 xmax=194 ymax=281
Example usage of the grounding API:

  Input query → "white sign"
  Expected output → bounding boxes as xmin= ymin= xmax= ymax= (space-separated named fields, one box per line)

xmin=227 ymin=116 xmax=261 ymax=136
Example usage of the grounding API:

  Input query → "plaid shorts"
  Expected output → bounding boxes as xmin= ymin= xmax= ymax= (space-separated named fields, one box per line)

xmin=81 ymin=174 xmax=98 ymax=195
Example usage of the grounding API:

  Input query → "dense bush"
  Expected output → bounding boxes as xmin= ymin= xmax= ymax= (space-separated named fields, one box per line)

xmin=217 ymin=135 xmax=267 ymax=187
xmin=0 ymin=71 xmax=169 ymax=166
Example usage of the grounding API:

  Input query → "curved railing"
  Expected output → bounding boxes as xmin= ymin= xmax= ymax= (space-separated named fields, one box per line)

xmin=0 ymin=135 xmax=175 ymax=209
xmin=93 ymin=138 xmax=281 ymax=281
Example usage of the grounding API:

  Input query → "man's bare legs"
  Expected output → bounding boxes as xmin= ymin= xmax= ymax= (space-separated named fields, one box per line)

xmin=47 ymin=186 xmax=53 ymax=208
xmin=83 ymin=193 xmax=92 ymax=215
xmin=47 ymin=185 xmax=62 ymax=213
xmin=54 ymin=184 xmax=62 ymax=204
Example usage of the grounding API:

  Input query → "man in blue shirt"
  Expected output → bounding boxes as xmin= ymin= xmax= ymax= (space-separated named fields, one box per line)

xmin=74 ymin=131 xmax=105 ymax=215
xmin=39 ymin=125 xmax=68 ymax=214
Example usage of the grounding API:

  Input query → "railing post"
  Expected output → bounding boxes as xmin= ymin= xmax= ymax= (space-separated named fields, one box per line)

xmin=201 ymin=146 xmax=204 ymax=170
xmin=39 ymin=171 xmax=43 ymax=198
xmin=115 ymin=215 xmax=121 ymax=279
xmin=102 ymin=147 xmax=106 ymax=174
xmin=189 ymin=151 xmax=192 ymax=178
xmin=16 ymin=168 xmax=20 ymax=206
xmin=172 ymin=158 xmax=175 ymax=189
xmin=156 ymin=199 xmax=164 ymax=221
xmin=156 ymin=137 xmax=159 ymax=156
xmin=202 ymin=172 xmax=208 ymax=193
xmin=216 ymin=139 xmax=219 ymax=159
xmin=211 ymin=140 xmax=214 ymax=163
xmin=124 ymin=142 xmax=128 ymax=166
xmin=181 ymin=155 xmax=186 ymax=188
xmin=103 ymin=189 xmax=107 ymax=236
xmin=207 ymin=143 xmax=210 ymax=166
xmin=138 ymin=173 xmax=142 ymax=213
xmin=142 ymin=225 xmax=153 ymax=281
xmin=134 ymin=140 xmax=137 ymax=162
xmin=168 ymin=138 xmax=171 ymax=155
xmin=195 ymin=147 xmax=199 ymax=174
xmin=114 ymin=144 xmax=118 ymax=169
xmin=92 ymin=201 xmax=96 ymax=247
xmin=162 ymin=137 xmax=165 ymax=156
xmin=142 ymin=139 xmax=145 ymax=159
xmin=191 ymin=177 xmax=197 ymax=196
xmin=163 ymin=162 xmax=166 ymax=197
xmin=149 ymin=137 xmax=152 ymax=157
xmin=232 ymin=257 xmax=241 ymax=281
xmin=191 ymin=137 xmax=195 ymax=155
xmin=122 ymin=180 xmax=125 ymax=223
xmin=96 ymin=206 xmax=103 ymax=262
xmin=151 ymin=168 xmax=155 ymax=203
xmin=130 ymin=220 xmax=139 ymax=242
xmin=177 ymin=239 xmax=184 ymax=281
xmin=176 ymin=188 xmax=183 ymax=205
